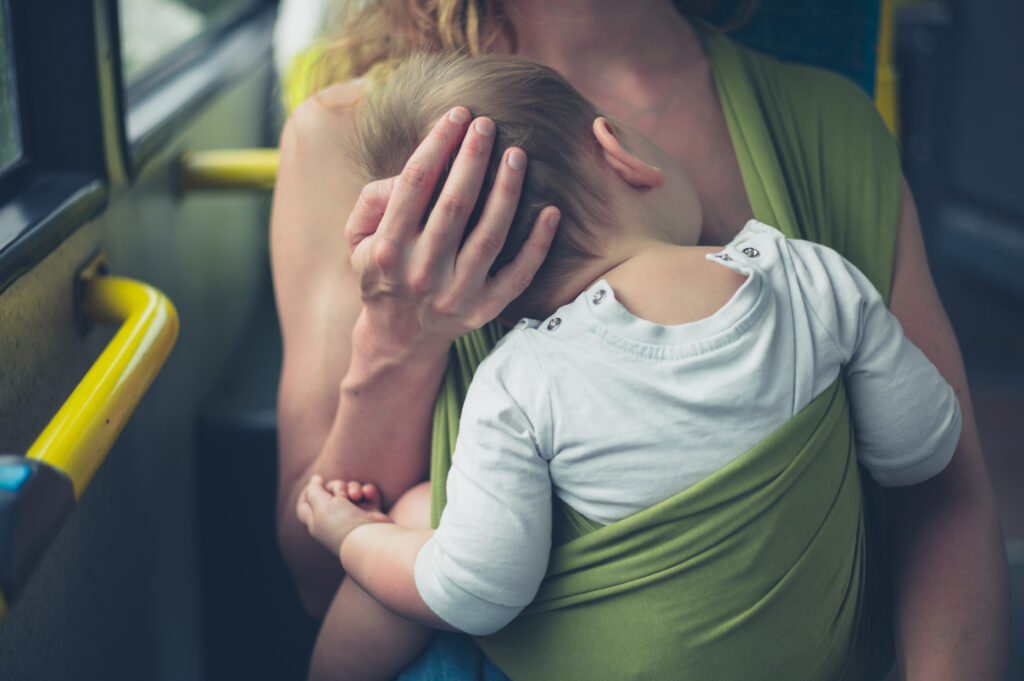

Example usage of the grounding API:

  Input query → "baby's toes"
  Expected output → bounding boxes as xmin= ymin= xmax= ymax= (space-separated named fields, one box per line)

xmin=347 ymin=480 xmax=364 ymax=501
xmin=361 ymin=483 xmax=383 ymax=511
xmin=326 ymin=479 xmax=346 ymax=497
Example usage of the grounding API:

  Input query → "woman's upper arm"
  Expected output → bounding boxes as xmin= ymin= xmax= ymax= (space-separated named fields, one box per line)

xmin=884 ymin=178 xmax=1009 ymax=680
xmin=271 ymin=83 xmax=366 ymax=503
xmin=887 ymin=178 xmax=991 ymax=496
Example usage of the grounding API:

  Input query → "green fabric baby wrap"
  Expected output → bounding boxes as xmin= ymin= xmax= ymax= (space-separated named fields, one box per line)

xmin=429 ymin=24 xmax=902 ymax=681
xmin=481 ymin=379 xmax=862 ymax=680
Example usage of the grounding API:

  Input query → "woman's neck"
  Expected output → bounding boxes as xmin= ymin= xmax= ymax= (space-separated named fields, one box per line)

xmin=500 ymin=0 xmax=754 ymax=254
xmin=503 ymin=1 xmax=698 ymax=82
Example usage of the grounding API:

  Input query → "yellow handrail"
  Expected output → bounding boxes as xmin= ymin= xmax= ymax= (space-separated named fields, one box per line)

xmin=874 ymin=0 xmax=901 ymax=139
xmin=178 ymin=148 xmax=280 ymax=191
xmin=25 ymin=275 xmax=179 ymax=497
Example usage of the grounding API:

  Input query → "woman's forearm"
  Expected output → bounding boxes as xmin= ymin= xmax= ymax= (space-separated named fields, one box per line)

xmin=340 ymin=523 xmax=452 ymax=629
xmin=277 ymin=318 xmax=450 ymax=615
xmin=321 ymin=312 xmax=451 ymax=505
xmin=889 ymin=441 xmax=1010 ymax=681
xmin=886 ymin=180 xmax=1010 ymax=679
xmin=274 ymin=101 xmax=554 ymax=615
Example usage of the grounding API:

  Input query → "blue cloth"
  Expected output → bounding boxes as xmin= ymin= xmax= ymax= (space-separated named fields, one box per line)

xmin=396 ymin=633 xmax=511 ymax=681
xmin=701 ymin=0 xmax=880 ymax=94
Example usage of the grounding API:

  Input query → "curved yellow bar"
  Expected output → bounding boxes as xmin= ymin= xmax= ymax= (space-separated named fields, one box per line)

xmin=874 ymin=0 xmax=900 ymax=139
xmin=25 ymin=276 xmax=179 ymax=498
xmin=178 ymin=148 xmax=280 ymax=191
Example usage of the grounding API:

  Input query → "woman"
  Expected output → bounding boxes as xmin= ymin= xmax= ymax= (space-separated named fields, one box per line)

xmin=270 ymin=2 xmax=1009 ymax=679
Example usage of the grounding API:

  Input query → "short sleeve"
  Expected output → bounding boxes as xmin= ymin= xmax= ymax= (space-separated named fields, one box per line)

xmin=415 ymin=332 xmax=553 ymax=635
xmin=787 ymin=240 xmax=962 ymax=487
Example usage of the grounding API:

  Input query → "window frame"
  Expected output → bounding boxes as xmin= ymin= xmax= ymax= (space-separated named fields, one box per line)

xmin=0 ymin=0 xmax=26 ymax=196
xmin=118 ymin=0 xmax=276 ymax=173
xmin=0 ymin=0 xmax=276 ymax=297
xmin=0 ymin=0 xmax=111 ymax=295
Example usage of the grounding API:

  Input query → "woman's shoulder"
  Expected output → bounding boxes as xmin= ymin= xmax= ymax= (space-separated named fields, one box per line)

xmin=272 ymin=80 xmax=368 ymax=302
xmin=276 ymin=78 xmax=367 ymax=217
xmin=282 ymin=79 xmax=365 ymax=155
xmin=782 ymin=64 xmax=882 ymax=130
xmin=704 ymin=26 xmax=879 ymax=124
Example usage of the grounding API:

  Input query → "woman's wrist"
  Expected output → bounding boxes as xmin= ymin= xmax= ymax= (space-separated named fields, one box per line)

xmin=343 ymin=309 xmax=452 ymax=393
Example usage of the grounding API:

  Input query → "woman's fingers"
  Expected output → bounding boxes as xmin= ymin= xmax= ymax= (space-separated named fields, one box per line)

xmin=378 ymin=107 xmax=473 ymax=244
xmin=349 ymin=114 xmax=559 ymax=342
xmin=455 ymin=147 xmax=528 ymax=282
xmin=488 ymin=206 xmax=561 ymax=305
xmin=420 ymin=117 xmax=497 ymax=257
xmin=344 ymin=177 xmax=394 ymax=257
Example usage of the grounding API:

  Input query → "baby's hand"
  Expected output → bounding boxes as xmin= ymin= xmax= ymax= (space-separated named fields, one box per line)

xmin=296 ymin=475 xmax=392 ymax=555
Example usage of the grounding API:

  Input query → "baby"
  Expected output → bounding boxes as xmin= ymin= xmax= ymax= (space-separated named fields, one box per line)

xmin=296 ymin=53 xmax=962 ymax=680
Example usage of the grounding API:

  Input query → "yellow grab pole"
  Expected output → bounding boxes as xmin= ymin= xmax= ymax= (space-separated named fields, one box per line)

xmin=874 ymin=0 xmax=901 ymax=139
xmin=178 ymin=148 xmax=280 ymax=191
xmin=25 ymin=275 xmax=179 ymax=498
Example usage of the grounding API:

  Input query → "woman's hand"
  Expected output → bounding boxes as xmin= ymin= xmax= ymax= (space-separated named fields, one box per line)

xmin=345 ymin=107 xmax=561 ymax=356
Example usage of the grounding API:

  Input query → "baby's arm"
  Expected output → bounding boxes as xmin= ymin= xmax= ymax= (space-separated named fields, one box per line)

xmin=340 ymin=523 xmax=453 ymax=629
xmin=296 ymin=475 xmax=451 ymax=629
xmin=792 ymin=240 xmax=961 ymax=484
xmin=299 ymin=331 xmax=553 ymax=635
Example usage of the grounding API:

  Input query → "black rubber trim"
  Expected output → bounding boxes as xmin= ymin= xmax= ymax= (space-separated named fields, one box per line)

xmin=0 ymin=175 xmax=107 ymax=296
xmin=0 ymin=455 xmax=75 ymax=604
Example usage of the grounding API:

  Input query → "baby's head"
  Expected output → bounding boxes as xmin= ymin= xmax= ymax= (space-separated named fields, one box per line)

xmin=353 ymin=53 xmax=696 ymax=318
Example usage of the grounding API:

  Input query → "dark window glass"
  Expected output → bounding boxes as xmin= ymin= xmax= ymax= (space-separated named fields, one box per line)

xmin=0 ymin=0 xmax=21 ymax=173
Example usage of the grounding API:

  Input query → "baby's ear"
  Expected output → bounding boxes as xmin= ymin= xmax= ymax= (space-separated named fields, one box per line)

xmin=592 ymin=117 xmax=664 ymax=189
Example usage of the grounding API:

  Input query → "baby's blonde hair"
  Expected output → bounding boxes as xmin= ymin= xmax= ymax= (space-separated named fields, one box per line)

xmin=353 ymin=53 xmax=613 ymax=317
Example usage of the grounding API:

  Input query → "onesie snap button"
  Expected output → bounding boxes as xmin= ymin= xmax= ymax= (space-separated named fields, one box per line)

xmin=715 ymin=252 xmax=732 ymax=261
xmin=742 ymin=247 xmax=760 ymax=258
xmin=592 ymin=289 xmax=607 ymax=305
xmin=546 ymin=317 xmax=562 ymax=331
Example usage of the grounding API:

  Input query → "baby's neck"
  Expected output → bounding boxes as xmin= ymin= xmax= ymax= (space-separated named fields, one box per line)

xmin=580 ymin=241 xmax=746 ymax=326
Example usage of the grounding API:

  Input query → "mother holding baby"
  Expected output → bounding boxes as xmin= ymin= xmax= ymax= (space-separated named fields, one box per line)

xmin=270 ymin=1 xmax=1009 ymax=679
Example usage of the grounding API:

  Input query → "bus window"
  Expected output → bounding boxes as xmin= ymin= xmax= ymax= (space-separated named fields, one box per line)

xmin=119 ymin=0 xmax=259 ymax=85
xmin=0 ymin=0 xmax=21 ymax=173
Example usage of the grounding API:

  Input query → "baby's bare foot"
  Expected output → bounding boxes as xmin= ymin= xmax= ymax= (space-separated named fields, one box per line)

xmin=297 ymin=475 xmax=391 ymax=554
xmin=325 ymin=479 xmax=383 ymax=512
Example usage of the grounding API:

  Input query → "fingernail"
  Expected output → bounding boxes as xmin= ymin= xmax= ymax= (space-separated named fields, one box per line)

xmin=474 ymin=118 xmax=495 ymax=136
xmin=449 ymin=107 xmax=469 ymax=124
xmin=547 ymin=210 xmax=561 ymax=229
xmin=507 ymin=149 xmax=526 ymax=171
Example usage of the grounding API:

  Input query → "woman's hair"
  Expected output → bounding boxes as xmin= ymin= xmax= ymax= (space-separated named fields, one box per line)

xmin=314 ymin=1 xmax=755 ymax=89
xmin=352 ymin=53 xmax=612 ymax=318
